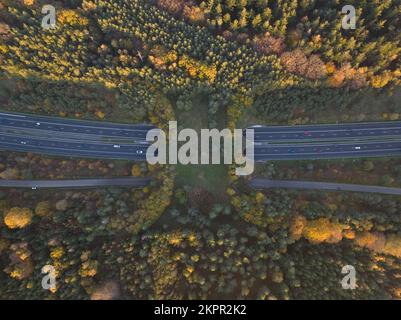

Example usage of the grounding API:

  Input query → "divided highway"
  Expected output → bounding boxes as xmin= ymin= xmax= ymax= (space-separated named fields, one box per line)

xmin=2 ymin=111 xmax=401 ymax=163
xmin=251 ymin=122 xmax=401 ymax=142
xmin=0 ymin=111 xmax=155 ymax=141
xmin=250 ymin=122 xmax=401 ymax=161
xmin=0 ymin=133 xmax=149 ymax=160
xmin=254 ymin=141 xmax=401 ymax=161
xmin=0 ymin=111 xmax=156 ymax=161
xmin=250 ymin=178 xmax=401 ymax=196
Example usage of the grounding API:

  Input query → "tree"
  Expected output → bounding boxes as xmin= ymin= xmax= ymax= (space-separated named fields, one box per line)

xmin=252 ymin=14 xmax=262 ymax=29
xmin=253 ymin=33 xmax=285 ymax=55
xmin=239 ymin=8 xmax=248 ymax=29
xmin=280 ymin=49 xmax=308 ymax=75
xmin=4 ymin=207 xmax=33 ymax=229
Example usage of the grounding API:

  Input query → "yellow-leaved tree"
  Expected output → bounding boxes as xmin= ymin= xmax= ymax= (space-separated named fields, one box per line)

xmin=4 ymin=207 xmax=33 ymax=229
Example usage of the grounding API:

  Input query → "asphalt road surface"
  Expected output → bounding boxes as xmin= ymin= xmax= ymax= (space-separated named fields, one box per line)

xmin=0 ymin=178 xmax=151 ymax=189
xmin=249 ymin=121 xmax=401 ymax=161
xmin=249 ymin=122 xmax=401 ymax=142
xmin=0 ymin=132 xmax=149 ymax=160
xmin=250 ymin=179 xmax=401 ymax=195
xmin=0 ymin=111 xmax=156 ymax=141
xmin=0 ymin=111 xmax=155 ymax=161
xmin=253 ymin=140 xmax=401 ymax=161
xmin=3 ymin=111 xmax=401 ymax=163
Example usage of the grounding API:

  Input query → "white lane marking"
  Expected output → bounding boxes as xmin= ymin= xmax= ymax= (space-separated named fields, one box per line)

xmin=0 ymin=116 xmax=152 ymax=132
xmin=254 ymin=140 xmax=401 ymax=148
xmin=256 ymin=148 xmax=401 ymax=156
xmin=253 ymin=127 xmax=401 ymax=135
xmin=0 ymin=131 xmax=146 ymax=146
xmin=0 ymin=141 xmax=147 ymax=156
xmin=249 ymin=120 xmax=401 ymax=130
xmin=0 ymin=133 xmax=149 ymax=150
xmin=0 ymin=112 xmax=26 ymax=118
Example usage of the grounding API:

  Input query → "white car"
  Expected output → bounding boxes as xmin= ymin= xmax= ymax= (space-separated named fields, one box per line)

xmin=136 ymin=150 xmax=144 ymax=154
xmin=355 ymin=146 xmax=361 ymax=150
xmin=20 ymin=141 xmax=27 ymax=145
xmin=113 ymin=144 xmax=121 ymax=149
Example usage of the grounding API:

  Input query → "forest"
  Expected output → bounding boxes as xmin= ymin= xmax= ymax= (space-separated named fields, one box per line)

xmin=0 ymin=0 xmax=400 ymax=299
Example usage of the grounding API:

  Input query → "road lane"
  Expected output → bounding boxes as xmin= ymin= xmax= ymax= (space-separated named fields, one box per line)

xmin=250 ymin=179 xmax=401 ymax=195
xmin=249 ymin=122 xmax=401 ymax=142
xmin=0 ymin=111 xmax=156 ymax=161
xmin=2 ymin=111 xmax=401 ymax=163
xmin=253 ymin=140 xmax=401 ymax=160
xmin=0 ymin=111 xmax=156 ymax=141
xmin=0 ymin=177 xmax=151 ymax=189
xmin=0 ymin=133 xmax=149 ymax=160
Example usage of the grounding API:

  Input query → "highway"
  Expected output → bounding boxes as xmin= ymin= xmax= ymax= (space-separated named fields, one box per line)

xmin=250 ymin=121 xmax=401 ymax=161
xmin=250 ymin=179 xmax=401 ymax=195
xmin=0 ymin=132 xmax=149 ymax=160
xmin=2 ymin=111 xmax=401 ymax=163
xmin=0 ymin=111 xmax=155 ymax=161
xmin=0 ymin=111 xmax=155 ymax=141
xmin=0 ymin=177 xmax=151 ymax=189
xmin=253 ymin=140 xmax=401 ymax=161
xmin=249 ymin=122 xmax=401 ymax=142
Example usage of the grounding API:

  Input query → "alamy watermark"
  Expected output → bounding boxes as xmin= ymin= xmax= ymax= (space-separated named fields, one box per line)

xmin=41 ymin=265 xmax=56 ymax=291
xmin=341 ymin=265 xmax=356 ymax=290
xmin=342 ymin=5 xmax=357 ymax=30
xmin=146 ymin=122 xmax=255 ymax=176
xmin=41 ymin=5 xmax=57 ymax=30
